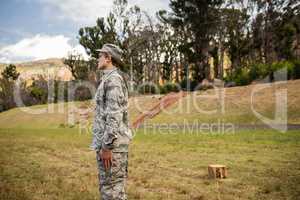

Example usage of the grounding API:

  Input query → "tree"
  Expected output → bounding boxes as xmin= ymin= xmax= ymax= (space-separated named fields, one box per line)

xmin=77 ymin=0 xmax=169 ymax=86
xmin=155 ymin=18 xmax=181 ymax=83
xmin=63 ymin=53 xmax=89 ymax=80
xmin=78 ymin=16 xmax=120 ymax=59
xmin=250 ymin=0 xmax=300 ymax=63
xmin=275 ymin=0 xmax=300 ymax=60
xmin=78 ymin=0 xmax=142 ymax=73
xmin=159 ymin=0 xmax=225 ymax=83
xmin=223 ymin=7 xmax=251 ymax=70
xmin=1 ymin=64 xmax=20 ymax=81
xmin=0 ymin=64 xmax=20 ymax=111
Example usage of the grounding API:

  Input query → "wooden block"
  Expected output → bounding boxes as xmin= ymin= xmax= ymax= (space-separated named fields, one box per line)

xmin=208 ymin=164 xmax=227 ymax=179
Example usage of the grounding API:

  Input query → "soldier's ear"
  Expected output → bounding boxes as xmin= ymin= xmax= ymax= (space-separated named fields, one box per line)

xmin=106 ymin=54 xmax=112 ymax=63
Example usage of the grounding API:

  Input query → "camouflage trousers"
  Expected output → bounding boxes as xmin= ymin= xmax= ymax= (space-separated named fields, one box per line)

xmin=96 ymin=151 xmax=128 ymax=200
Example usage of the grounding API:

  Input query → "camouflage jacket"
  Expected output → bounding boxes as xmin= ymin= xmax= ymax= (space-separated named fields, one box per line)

xmin=90 ymin=67 xmax=132 ymax=152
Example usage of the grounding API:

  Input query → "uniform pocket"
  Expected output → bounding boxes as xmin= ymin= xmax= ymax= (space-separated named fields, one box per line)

xmin=111 ymin=152 xmax=128 ymax=180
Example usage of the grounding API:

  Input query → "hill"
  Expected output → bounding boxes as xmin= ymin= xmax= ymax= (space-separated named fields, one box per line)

xmin=0 ymin=80 xmax=299 ymax=130
xmin=0 ymin=58 xmax=73 ymax=81
xmin=0 ymin=95 xmax=162 ymax=129
xmin=147 ymin=79 xmax=300 ymax=126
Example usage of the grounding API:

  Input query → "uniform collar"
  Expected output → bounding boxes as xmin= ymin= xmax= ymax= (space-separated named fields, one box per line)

xmin=102 ymin=66 xmax=117 ymax=75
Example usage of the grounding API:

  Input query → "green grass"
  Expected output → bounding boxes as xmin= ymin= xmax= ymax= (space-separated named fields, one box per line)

xmin=0 ymin=128 xmax=299 ymax=200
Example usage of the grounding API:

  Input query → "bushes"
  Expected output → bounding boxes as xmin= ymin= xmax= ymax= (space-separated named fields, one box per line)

xmin=293 ymin=60 xmax=300 ymax=79
xmin=0 ymin=76 xmax=95 ymax=112
xmin=225 ymin=60 xmax=300 ymax=86
xmin=30 ymin=78 xmax=93 ymax=103
xmin=138 ymin=82 xmax=181 ymax=95
xmin=225 ymin=68 xmax=251 ymax=86
xmin=248 ymin=63 xmax=269 ymax=81
xmin=30 ymin=86 xmax=47 ymax=103
xmin=0 ymin=77 xmax=35 ymax=111
xmin=0 ymin=78 xmax=16 ymax=111
xmin=138 ymin=83 xmax=159 ymax=94
xmin=160 ymin=82 xmax=181 ymax=94
xmin=72 ymin=84 xmax=93 ymax=101
xmin=28 ymin=75 xmax=48 ymax=104
xmin=269 ymin=60 xmax=300 ymax=80
xmin=270 ymin=61 xmax=294 ymax=80
xmin=180 ymin=78 xmax=199 ymax=91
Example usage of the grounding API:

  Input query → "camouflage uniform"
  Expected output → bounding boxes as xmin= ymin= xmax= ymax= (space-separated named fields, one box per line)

xmin=90 ymin=67 xmax=132 ymax=200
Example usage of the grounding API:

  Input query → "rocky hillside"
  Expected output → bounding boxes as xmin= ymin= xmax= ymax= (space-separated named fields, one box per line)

xmin=0 ymin=58 xmax=73 ymax=81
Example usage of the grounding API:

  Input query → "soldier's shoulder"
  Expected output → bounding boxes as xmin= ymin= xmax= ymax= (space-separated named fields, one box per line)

xmin=105 ymin=71 xmax=123 ymax=87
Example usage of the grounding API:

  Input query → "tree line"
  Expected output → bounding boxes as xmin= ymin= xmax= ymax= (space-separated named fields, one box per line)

xmin=65 ymin=0 xmax=300 ymax=90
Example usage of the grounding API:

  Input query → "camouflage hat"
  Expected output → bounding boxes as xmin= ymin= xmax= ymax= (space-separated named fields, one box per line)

xmin=96 ymin=43 xmax=124 ymax=64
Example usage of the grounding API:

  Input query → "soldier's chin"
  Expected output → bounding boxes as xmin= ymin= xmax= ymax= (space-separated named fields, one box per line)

xmin=98 ymin=64 xmax=105 ymax=70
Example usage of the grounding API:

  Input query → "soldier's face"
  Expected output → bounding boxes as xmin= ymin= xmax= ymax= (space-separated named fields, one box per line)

xmin=97 ymin=52 xmax=107 ymax=70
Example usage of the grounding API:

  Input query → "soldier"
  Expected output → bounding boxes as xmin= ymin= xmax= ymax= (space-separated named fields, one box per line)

xmin=90 ymin=44 xmax=132 ymax=200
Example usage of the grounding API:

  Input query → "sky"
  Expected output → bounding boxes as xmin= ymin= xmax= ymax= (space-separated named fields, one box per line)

xmin=0 ymin=0 xmax=170 ymax=63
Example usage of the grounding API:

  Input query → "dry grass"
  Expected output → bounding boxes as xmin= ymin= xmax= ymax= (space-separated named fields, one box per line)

xmin=149 ymin=80 xmax=300 ymax=125
xmin=0 ymin=94 xmax=162 ymax=129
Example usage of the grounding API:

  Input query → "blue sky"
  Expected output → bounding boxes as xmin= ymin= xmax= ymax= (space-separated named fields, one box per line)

xmin=0 ymin=0 xmax=169 ymax=63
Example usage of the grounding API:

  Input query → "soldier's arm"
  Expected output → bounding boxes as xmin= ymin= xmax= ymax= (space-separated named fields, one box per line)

xmin=90 ymin=86 xmax=104 ymax=152
xmin=102 ymin=76 xmax=125 ymax=150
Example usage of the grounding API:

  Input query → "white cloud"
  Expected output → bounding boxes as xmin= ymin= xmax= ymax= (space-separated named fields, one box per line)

xmin=40 ymin=0 xmax=113 ymax=25
xmin=0 ymin=34 xmax=89 ymax=63
xmin=0 ymin=57 xmax=11 ymax=64
xmin=39 ymin=0 xmax=169 ymax=25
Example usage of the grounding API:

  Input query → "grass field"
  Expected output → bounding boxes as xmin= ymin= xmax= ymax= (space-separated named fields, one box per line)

xmin=0 ymin=128 xmax=299 ymax=200
xmin=1 ymin=80 xmax=300 ymax=199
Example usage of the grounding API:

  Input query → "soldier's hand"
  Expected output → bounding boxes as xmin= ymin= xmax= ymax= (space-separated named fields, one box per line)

xmin=99 ymin=149 xmax=112 ymax=170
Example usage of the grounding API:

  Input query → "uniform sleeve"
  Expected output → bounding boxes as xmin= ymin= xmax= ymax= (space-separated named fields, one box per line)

xmin=90 ymin=85 xmax=104 ymax=152
xmin=101 ymin=76 xmax=125 ymax=150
